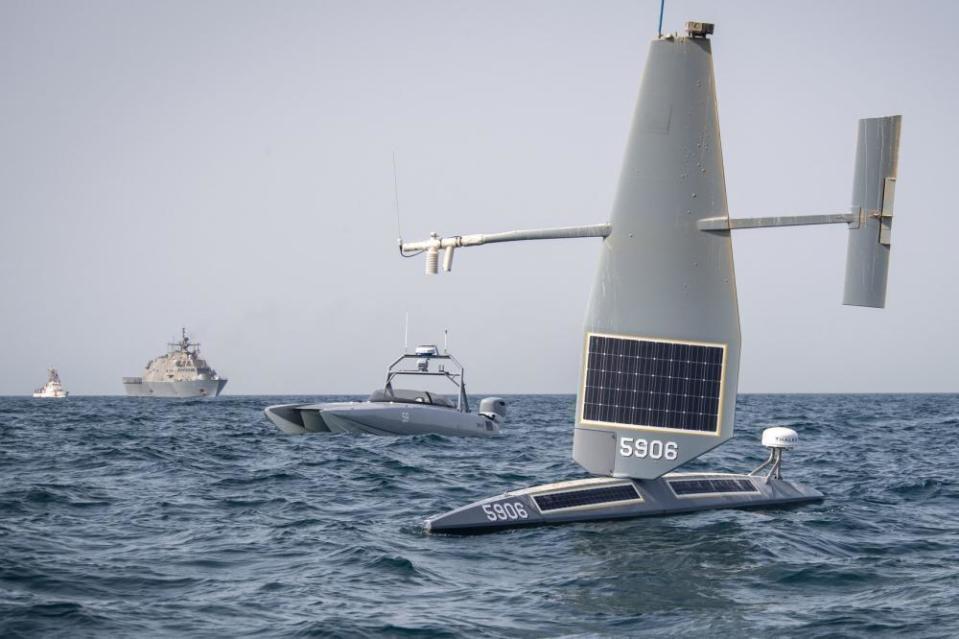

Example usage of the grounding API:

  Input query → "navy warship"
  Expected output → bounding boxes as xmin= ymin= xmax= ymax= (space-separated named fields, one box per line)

xmin=122 ymin=329 xmax=228 ymax=398
xmin=33 ymin=368 xmax=68 ymax=398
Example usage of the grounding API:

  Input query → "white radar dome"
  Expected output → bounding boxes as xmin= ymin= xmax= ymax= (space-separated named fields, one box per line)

xmin=761 ymin=426 xmax=799 ymax=449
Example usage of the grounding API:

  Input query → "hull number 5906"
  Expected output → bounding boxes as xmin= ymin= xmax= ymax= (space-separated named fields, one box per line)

xmin=619 ymin=437 xmax=677 ymax=460
xmin=482 ymin=502 xmax=528 ymax=521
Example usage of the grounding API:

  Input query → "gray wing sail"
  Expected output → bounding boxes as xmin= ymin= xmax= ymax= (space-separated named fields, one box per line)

xmin=573 ymin=32 xmax=740 ymax=480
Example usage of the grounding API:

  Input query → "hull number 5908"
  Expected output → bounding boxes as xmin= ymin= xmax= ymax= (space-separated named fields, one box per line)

xmin=619 ymin=437 xmax=678 ymax=460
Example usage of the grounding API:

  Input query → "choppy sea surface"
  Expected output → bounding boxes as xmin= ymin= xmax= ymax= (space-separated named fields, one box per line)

xmin=1 ymin=394 xmax=958 ymax=638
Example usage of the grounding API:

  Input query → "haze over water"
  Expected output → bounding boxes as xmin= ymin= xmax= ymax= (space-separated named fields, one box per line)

xmin=2 ymin=1 xmax=957 ymax=396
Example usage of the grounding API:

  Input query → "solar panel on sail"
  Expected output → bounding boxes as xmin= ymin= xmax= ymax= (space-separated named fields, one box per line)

xmin=581 ymin=334 xmax=725 ymax=434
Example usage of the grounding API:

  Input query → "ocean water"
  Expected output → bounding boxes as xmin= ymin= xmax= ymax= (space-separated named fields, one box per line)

xmin=1 ymin=394 xmax=958 ymax=638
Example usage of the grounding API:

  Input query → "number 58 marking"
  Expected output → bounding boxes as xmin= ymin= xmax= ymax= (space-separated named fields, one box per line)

xmin=619 ymin=437 xmax=677 ymax=460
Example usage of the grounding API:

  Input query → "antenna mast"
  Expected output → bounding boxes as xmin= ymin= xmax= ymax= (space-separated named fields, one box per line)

xmin=393 ymin=153 xmax=403 ymax=246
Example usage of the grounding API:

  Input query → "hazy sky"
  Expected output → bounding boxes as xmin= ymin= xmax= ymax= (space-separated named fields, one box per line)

xmin=1 ymin=0 xmax=956 ymax=395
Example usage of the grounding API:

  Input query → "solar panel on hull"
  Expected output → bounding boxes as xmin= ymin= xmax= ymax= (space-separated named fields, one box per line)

xmin=533 ymin=483 xmax=641 ymax=512
xmin=668 ymin=478 xmax=758 ymax=497
xmin=582 ymin=334 xmax=725 ymax=434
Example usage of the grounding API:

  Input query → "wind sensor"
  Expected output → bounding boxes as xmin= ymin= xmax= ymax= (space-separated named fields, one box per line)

xmin=400 ymin=22 xmax=902 ymax=532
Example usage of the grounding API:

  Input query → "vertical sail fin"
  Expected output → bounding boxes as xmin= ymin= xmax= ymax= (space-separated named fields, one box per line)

xmin=573 ymin=27 xmax=741 ymax=480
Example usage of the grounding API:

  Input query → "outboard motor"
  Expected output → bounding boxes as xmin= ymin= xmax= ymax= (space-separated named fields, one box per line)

xmin=479 ymin=397 xmax=507 ymax=425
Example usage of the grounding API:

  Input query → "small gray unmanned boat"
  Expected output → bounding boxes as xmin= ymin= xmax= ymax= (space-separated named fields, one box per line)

xmin=264 ymin=345 xmax=506 ymax=437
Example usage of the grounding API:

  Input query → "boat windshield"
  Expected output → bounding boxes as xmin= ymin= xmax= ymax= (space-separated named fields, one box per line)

xmin=368 ymin=388 xmax=456 ymax=408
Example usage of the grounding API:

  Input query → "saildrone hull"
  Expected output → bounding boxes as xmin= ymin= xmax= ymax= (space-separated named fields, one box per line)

xmin=424 ymin=473 xmax=823 ymax=534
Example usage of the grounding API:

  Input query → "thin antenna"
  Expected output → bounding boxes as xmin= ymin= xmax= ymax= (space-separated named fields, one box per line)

xmin=657 ymin=0 xmax=665 ymax=36
xmin=404 ymin=312 xmax=409 ymax=353
xmin=392 ymin=152 xmax=403 ymax=244
xmin=443 ymin=328 xmax=448 ymax=354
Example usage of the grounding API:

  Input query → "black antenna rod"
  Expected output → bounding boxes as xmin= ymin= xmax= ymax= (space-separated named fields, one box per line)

xmin=392 ymin=152 xmax=402 ymax=244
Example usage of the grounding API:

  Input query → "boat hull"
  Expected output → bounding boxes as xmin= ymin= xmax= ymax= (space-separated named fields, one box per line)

xmin=123 ymin=378 xmax=227 ymax=398
xmin=424 ymin=473 xmax=824 ymax=534
xmin=264 ymin=401 xmax=499 ymax=437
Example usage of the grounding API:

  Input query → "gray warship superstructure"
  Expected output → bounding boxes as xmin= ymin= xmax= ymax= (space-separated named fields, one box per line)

xmin=123 ymin=329 xmax=227 ymax=398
